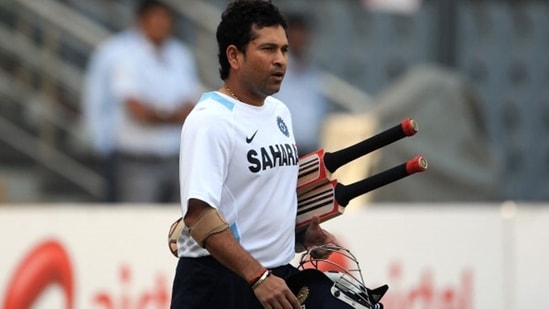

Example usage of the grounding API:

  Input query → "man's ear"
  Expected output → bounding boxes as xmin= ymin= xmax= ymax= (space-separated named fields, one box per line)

xmin=226 ymin=45 xmax=241 ymax=70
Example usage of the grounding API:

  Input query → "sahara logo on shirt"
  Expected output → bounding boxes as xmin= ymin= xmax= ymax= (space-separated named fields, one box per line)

xmin=247 ymin=143 xmax=299 ymax=173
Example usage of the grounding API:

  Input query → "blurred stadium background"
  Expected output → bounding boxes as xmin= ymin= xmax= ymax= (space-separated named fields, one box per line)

xmin=1 ymin=1 xmax=549 ymax=308
xmin=0 ymin=0 xmax=547 ymax=203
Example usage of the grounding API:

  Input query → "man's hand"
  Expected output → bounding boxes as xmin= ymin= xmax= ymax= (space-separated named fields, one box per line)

xmin=253 ymin=274 xmax=301 ymax=309
xmin=302 ymin=216 xmax=339 ymax=259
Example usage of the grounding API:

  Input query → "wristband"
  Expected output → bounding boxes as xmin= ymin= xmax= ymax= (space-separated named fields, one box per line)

xmin=248 ymin=268 xmax=268 ymax=286
xmin=250 ymin=269 xmax=271 ymax=290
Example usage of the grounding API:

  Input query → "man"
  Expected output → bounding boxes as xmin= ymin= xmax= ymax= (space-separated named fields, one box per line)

xmin=83 ymin=29 xmax=135 ymax=202
xmin=275 ymin=12 xmax=329 ymax=156
xmin=171 ymin=1 xmax=337 ymax=308
xmin=84 ymin=0 xmax=200 ymax=203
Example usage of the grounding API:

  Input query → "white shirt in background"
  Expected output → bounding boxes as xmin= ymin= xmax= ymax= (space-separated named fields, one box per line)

xmin=110 ymin=30 xmax=200 ymax=157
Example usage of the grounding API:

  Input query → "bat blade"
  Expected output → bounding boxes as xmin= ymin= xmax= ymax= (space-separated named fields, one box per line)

xmin=296 ymin=179 xmax=343 ymax=231
xmin=297 ymin=149 xmax=331 ymax=195
xmin=296 ymin=155 xmax=428 ymax=231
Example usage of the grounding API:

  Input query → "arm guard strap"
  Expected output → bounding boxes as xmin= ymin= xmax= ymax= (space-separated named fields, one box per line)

xmin=189 ymin=207 xmax=230 ymax=248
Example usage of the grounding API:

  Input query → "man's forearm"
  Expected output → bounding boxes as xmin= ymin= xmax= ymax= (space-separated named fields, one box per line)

xmin=184 ymin=199 xmax=265 ymax=284
xmin=126 ymin=99 xmax=193 ymax=124
xmin=203 ymin=229 xmax=266 ymax=284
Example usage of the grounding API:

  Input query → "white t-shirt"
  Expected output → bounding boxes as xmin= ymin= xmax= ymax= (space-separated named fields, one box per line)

xmin=177 ymin=92 xmax=299 ymax=268
xmin=111 ymin=31 xmax=200 ymax=156
xmin=82 ymin=30 xmax=136 ymax=155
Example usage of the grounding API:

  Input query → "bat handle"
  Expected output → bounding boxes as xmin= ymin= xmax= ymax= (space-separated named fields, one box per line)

xmin=334 ymin=155 xmax=428 ymax=206
xmin=324 ymin=118 xmax=418 ymax=173
xmin=406 ymin=155 xmax=428 ymax=173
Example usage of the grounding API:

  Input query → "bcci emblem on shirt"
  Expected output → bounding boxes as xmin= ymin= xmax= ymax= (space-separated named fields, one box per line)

xmin=277 ymin=116 xmax=290 ymax=137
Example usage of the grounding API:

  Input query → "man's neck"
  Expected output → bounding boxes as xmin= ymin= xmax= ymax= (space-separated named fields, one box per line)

xmin=220 ymin=83 xmax=265 ymax=107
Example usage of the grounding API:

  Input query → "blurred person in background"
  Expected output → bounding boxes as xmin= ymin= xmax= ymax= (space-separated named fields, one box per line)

xmin=274 ymin=11 xmax=329 ymax=156
xmin=83 ymin=0 xmax=200 ymax=203
xmin=83 ymin=28 xmax=134 ymax=202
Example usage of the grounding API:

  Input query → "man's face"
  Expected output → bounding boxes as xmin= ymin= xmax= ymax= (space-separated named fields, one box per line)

xmin=139 ymin=6 xmax=173 ymax=45
xmin=238 ymin=24 xmax=288 ymax=98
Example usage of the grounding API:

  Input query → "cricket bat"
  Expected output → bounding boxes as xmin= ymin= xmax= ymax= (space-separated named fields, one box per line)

xmin=168 ymin=119 xmax=421 ymax=257
xmin=295 ymin=155 xmax=428 ymax=231
xmin=168 ymin=155 xmax=428 ymax=257
xmin=297 ymin=118 xmax=418 ymax=195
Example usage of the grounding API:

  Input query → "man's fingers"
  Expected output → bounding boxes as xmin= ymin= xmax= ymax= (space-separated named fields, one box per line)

xmin=254 ymin=275 xmax=301 ymax=309
xmin=306 ymin=216 xmax=323 ymax=237
xmin=286 ymin=290 xmax=302 ymax=309
xmin=270 ymin=294 xmax=300 ymax=309
xmin=263 ymin=292 xmax=300 ymax=309
xmin=305 ymin=216 xmax=329 ymax=244
xmin=310 ymin=216 xmax=321 ymax=229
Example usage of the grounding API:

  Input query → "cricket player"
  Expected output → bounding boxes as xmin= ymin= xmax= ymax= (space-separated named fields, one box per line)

xmin=170 ymin=1 xmax=337 ymax=308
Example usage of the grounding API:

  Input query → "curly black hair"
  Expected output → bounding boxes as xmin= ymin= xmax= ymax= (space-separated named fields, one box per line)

xmin=216 ymin=0 xmax=287 ymax=80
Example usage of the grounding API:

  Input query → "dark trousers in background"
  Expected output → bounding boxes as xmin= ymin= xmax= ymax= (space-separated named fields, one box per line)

xmin=102 ymin=152 xmax=118 ymax=202
xmin=115 ymin=153 xmax=180 ymax=203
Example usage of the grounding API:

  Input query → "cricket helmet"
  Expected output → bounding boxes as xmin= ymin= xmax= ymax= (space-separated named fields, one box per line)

xmin=287 ymin=244 xmax=388 ymax=309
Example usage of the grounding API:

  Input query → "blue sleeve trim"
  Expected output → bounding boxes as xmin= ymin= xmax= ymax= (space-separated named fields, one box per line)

xmin=198 ymin=92 xmax=235 ymax=111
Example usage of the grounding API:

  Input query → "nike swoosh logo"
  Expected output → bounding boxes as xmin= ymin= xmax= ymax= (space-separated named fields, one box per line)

xmin=246 ymin=130 xmax=258 ymax=144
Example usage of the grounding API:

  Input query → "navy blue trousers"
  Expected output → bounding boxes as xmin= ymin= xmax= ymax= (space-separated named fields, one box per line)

xmin=170 ymin=256 xmax=299 ymax=309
